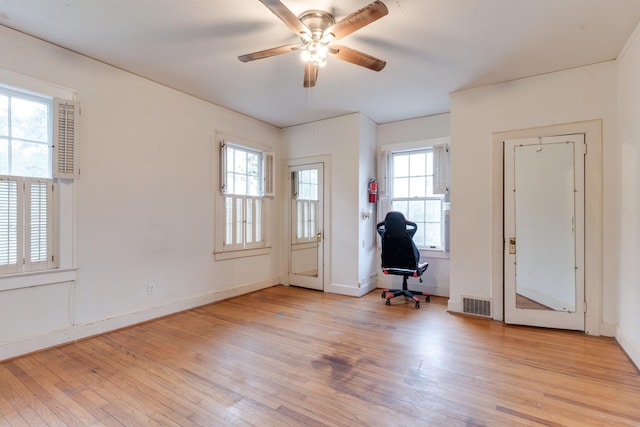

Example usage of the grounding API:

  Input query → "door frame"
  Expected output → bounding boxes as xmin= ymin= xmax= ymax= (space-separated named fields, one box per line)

xmin=284 ymin=155 xmax=332 ymax=291
xmin=491 ymin=120 xmax=602 ymax=335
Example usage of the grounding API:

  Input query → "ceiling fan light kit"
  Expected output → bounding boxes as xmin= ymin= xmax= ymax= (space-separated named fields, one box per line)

xmin=239 ymin=0 xmax=389 ymax=87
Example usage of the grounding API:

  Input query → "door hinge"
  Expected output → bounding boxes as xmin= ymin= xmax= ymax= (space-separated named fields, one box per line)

xmin=583 ymin=301 xmax=587 ymax=312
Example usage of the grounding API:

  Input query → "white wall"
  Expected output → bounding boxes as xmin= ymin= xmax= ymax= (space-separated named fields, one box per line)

xmin=616 ymin=24 xmax=640 ymax=368
xmin=0 ymin=26 xmax=282 ymax=360
xmin=358 ymin=115 xmax=378 ymax=292
xmin=376 ymin=114 xmax=451 ymax=296
xmin=449 ymin=62 xmax=617 ymax=334
xmin=281 ymin=114 xmax=365 ymax=295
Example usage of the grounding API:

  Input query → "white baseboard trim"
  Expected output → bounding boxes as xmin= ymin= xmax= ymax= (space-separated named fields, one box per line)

xmin=447 ymin=299 xmax=463 ymax=313
xmin=598 ymin=322 xmax=616 ymax=337
xmin=616 ymin=324 xmax=640 ymax=370
xmin=325 ymin=280 xmax=377 ymax=297
xmin=0 ymin=279 xmax=275 ymax=362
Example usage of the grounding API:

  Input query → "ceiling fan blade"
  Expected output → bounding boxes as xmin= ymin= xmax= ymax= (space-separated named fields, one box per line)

xmin=238 ymin=44 xmax=301 ymax=62
xmin=330 ymin=45 xmax=386 ymax=71
xmin=259 ymin=0 xmax=309 ymax=36
xmin=325 ymin=1 xmax=389 ymax=41
xmin=303 ymin=62 xmax=319 ymax=88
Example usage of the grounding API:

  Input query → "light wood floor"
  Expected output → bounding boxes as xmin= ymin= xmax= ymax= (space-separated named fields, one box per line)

xmin=1 ymin=285 xmax=639 ymax=426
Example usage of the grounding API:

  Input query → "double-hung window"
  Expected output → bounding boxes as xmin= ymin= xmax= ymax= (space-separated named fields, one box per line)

xmin=380 ymin=143 xmax=449 ymax=251
xmin=0 ymin=87 xmax=63 ymax=273
xmin=217 ymin=139 xmax=274 ymax=255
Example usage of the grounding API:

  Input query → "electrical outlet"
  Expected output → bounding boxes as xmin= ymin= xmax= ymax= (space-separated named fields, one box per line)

xmin=147 ymin=283 xmax=156 ymax=295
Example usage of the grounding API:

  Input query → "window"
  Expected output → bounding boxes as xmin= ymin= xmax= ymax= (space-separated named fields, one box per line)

xmin=218 ymin=140 xmax=274 ymax=253
xmin=386 ymin=146 xmax=448 ymax=251
xmin=0 ymin=85 xmax=77 ymax=274
xmin=292 ymin=168 xmax=318 ymax=244
xmin=0 ymin=90 xmax=51 ymax=178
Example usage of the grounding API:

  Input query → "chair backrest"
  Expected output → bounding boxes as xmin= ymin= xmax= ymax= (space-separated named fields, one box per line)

xmin=377 ymin=211 xmax=420 ymax=270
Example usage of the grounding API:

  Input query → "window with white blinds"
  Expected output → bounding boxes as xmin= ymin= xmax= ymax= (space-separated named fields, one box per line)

xmin=0 ymin=84 xmax=70 ymax=274
xmin=219 ymin=141 xmax=272 ymax=251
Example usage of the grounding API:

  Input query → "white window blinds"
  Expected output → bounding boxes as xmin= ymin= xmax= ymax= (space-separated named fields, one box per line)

xmin=0 ymin=176 xmax=55 ymax=273
xmin=53 ymin=98 xmax=80 ymax=179
xmin=0 ymin=178 xmax=22 ymax=273
xmin=263 ymin=152 xmax=275 ymax=196
xmin=433 ymin=144 xmax=449 ymax=195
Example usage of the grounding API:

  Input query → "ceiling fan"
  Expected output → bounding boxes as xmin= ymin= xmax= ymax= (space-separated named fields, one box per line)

xmin=238 ymin=0 xmax=389 ymax=88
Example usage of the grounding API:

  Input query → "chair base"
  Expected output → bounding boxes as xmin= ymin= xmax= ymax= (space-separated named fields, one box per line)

xmin=381 ymin=289 xmax=430 ymax=308
xmin=381 ymin=263 xmax=430 ymax=308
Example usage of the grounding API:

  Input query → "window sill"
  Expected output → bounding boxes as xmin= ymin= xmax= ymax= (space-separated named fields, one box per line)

xmin=0 ymin=268 xmax=78 ymax=292
xmin=213 ymin=247 xmax=272 ymax=261
xmin=419 ymin=249 xmax=450 ymax=260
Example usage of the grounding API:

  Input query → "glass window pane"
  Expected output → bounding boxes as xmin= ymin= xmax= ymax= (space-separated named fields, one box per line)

xmin=425 ymin=199 xmax=442 ymax=222
xmin=11 ymin=140 xmax=49 ymax=178
xmin=247 ymin=152 xmax=259 ymax=176
xmin=393 ymin=177 xmax=409 ymax=198
xmin=393 ymin=155 xmax=409 ymax=177
xmin=391 ymin=200 xmax=408 ymax=217
xmin=227 ymin=147 xmax=235 ymax=172
xmin=407 ymin=200 xmax=425 ymax=222
xmin=0 ymin=139 xmax=8 ymax=175
xmin=226 ymin=145 xmax=263 ymax=196
xmin=425 ymin=223 xmax=442 ymax=247
xmin=412 ymin=226 xmax=426 ymax=247
xmin=409 ymin=176 xmax=426 ymax=198
xmin=0 ymin=95 xmax=8 ymax=136
xmin=247 ymin=175 xmax=259 ymax=196
xmin=409 ymin=153 xmax=426 ymax=176
xmin=11 ymin=98 xmax=48 ymax=142
xmin=389 ymin=148 xmax=445 ymax=249
xmin=235 ymin=149 xmax=246 ymax=174
xmin=236 ymin=173 xmax=247 ymax=195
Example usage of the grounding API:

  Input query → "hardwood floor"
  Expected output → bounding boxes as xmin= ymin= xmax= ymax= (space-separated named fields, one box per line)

xmin=1 ymin=285 xmax=639 ymax=426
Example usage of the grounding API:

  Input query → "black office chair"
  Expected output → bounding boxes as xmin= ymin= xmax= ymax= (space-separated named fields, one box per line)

xmin=377 ymin=211 xmax=430 ymax=308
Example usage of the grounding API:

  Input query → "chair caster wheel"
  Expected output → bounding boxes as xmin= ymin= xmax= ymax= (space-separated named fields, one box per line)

xmin=415 ymin=302 xmax=420 ymax=309
xmin=381 ymin=291 xmax=386 ymax=298
xmin=426 ymin=296 xmax=431 ymax=302
xmin=385 ymin=299 xmax=391 ymax=306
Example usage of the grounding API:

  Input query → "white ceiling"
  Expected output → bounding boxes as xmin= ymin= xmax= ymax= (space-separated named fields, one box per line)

xmin=1 ymin=0 xmax=639 ymax=128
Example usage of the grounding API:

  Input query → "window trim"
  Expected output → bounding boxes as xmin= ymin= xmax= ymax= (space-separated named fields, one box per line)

xmin=0 ymin=69 xmax=77 ymax=283
xmin=214 ymin=133 xmax=274 ymax=260
xmin=378 ymin=137 xmax=450 ymax=255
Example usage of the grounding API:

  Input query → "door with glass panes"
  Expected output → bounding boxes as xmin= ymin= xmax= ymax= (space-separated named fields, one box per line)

xmin=288 ymin=163 xmax=324 ymax=290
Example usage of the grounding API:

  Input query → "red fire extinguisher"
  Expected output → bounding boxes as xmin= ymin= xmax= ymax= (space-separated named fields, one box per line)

xmin=368 ymin=178 xmax=378 ymax=203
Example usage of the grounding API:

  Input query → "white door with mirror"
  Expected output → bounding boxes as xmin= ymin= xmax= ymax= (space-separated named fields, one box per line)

xmin=504 ymin=134 xmax=585 ymax=330
xmin=288 ymin=163 xmax=324 ymax=290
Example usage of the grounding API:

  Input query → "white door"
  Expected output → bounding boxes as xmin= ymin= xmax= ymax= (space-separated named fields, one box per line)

xmin=288 ymin=163 xmax=324 ymax=290
xmin=504 ymin=135 xmax=585 ymax=330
